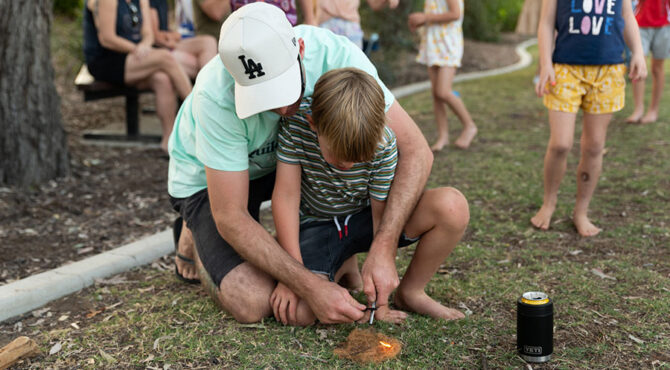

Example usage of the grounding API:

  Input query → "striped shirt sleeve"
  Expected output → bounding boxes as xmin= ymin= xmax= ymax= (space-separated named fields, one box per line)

xmin=277 ymin=118 xmax=302 ymax=165
xmin=368 ymin=126 xmax=398 ymax=201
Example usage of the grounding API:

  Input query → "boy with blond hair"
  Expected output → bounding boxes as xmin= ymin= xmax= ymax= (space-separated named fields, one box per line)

xmin=270 ymin=67 xmax=470 ymax=326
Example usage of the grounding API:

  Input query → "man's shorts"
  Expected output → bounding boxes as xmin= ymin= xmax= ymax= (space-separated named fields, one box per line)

xmin=299 ymin=207 xmax=420 ymax=282
xmin=543 ymin=64 xmax=626 ymax=114
xmin=169 ymin=172 xmax=276 ymax=287
xmin=640 ymin=26 xmax=670 ymax=60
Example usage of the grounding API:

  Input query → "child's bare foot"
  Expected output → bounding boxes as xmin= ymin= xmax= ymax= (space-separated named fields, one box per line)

xmin=625 ymin=110 xmax=643 ymax=124
xmin=394 ymin=289 xmax=464 ymax=320
xmin=454 ymin=124 xmax=477 ymax=149
xmin=573 ymin=214 xmax=601 ymax=237
xmin=531 ymin=204 xmax=555 ymax=230
xmin=430 ymin=137 xmax=449 ymax=152
xmin=373 ymin=304 xmax=408 ymax=324
xmin=640 ymin=111 xmax=658 ymax=124
xmin=339 ymin=270 xmax=363 ymax=293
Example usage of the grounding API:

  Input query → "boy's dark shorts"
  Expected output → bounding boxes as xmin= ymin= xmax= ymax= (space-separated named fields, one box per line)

xmin=169 ymin=172 xmax=276 ymax=287
xmin=300 ymin=207 xmax=419 ymax=281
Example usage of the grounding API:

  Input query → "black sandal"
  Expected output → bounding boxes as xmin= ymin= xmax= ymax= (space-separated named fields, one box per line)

xmin=173 ymin=216 xmax=200 ymax=284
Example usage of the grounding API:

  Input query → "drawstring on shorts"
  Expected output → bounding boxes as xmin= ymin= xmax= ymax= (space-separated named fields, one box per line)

xmin=333 ymin=215 xmax=352 ymax=240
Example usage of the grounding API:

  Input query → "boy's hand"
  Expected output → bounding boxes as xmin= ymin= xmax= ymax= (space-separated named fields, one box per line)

xmin=628 ymin=53 xmax=647 ymax=82
xmin=361 ymin=248 xmax=398 ymax=310
xmin=535 ymin=65 xmax=556 ymax=97
xmin=270 ymin=282 xmax=300 ymax=325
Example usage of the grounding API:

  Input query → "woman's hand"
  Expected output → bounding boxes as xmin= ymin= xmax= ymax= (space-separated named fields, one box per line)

xmin=408 ymin=12 xmax=427 ymax=32
xmin=133 ymin=40 xmax=152 ymax=59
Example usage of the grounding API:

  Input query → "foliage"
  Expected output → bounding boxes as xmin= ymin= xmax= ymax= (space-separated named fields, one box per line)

xmin=462 ymin=0 xmax=525 ymax=41
xmin=54 ymin=0 xmax=82 ymax=17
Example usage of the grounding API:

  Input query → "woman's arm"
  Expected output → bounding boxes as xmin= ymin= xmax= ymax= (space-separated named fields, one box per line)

xmin=138 ymin=0 xmax=155 ymax=47
xmin=198 ymin=0 xmax=231 ymax=22
xmin=297 ymin=0 xmax=316 ymax=25
xmin=94 ymin=0 xmax=139 ymax=53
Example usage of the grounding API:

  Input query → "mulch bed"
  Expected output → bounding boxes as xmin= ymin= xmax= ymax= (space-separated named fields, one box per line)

xmin=0 ymin=36 xmax=523 ymax=286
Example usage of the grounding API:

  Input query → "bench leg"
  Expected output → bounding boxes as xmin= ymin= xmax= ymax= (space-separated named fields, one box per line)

xmin=82 ymin=93 xmax=161 ymax=144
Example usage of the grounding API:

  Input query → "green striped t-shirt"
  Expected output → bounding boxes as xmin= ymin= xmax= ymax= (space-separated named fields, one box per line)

xmin=277 ymin=99 xmax=398 ymax=223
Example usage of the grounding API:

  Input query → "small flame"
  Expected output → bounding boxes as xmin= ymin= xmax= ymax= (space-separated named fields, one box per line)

xmin=379 ymin=341 xmax=392 ymax=348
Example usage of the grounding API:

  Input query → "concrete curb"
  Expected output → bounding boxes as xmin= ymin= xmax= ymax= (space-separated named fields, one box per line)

xmin=0 ymin=230 xmax=172 ymax=322
xmin=0 ymin=38 xmax=537 ymax=324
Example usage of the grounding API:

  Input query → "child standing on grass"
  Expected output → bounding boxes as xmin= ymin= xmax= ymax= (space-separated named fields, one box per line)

xmin=532 ymin=0 xmax=647 ymax=237
xmin=270 ymin=68 xmax=469 ymax=326
xmin=625 ymin=0 xmax=670 ymax=124
xmin=408 ymin=0 xmax=477 ymax=151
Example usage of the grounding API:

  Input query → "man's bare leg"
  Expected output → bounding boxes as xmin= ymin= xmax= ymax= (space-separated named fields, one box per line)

xmin=176 ymin=221 xmax=199 ymax=281
xmin=393 ymin=187 xmax=469 ymax=320
xmin=194 ymin=248 xmax=274 ymax=323
xmin=573 ymin=113 xmax=611 ymax=237
xmin=531 ymin=110 xmax=577 ymax=230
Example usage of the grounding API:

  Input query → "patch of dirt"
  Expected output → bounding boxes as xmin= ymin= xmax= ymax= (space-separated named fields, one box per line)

xmin=0 ymin=36 xmax=524 ymax=285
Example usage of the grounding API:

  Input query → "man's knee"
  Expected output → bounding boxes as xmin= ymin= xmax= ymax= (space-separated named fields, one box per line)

xmin=218 ymin=263 xmax=274 ymax=323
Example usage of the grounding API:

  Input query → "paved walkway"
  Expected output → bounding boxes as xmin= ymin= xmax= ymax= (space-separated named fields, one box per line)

xmin=0 ymin=39 xmax=536 ymax=323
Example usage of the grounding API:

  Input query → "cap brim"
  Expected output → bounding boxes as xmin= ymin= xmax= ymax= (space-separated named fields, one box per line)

xmin=234 ymin=59 xmax=302 ymax=119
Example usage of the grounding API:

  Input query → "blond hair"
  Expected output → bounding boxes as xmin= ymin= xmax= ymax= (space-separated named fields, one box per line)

xmin=311 ymin=67 xmax=386 ymax=163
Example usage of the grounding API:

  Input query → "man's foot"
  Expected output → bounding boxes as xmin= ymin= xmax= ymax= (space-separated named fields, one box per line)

xmin=394 ymin=289 xmax=464 ymax=321
xmin=625 ymin=111 xmax=643 ymax=124
xmin=640 ymin=111 xmax=658 ymax=125
xmin=430 ymin=136 xmax=449 ymax=152
xmin=174 ymin=219 xmax=199 ymax=283
xmin=573 ymin=214 xmax=601 ymax=237
xmin=531 ymin=204 xmax=555 ymax=230
xmin=454 ymin=124 xmax=477 ymax=149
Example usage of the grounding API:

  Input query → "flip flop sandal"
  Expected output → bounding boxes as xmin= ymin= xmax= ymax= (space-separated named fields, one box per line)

xmin=173 ymin=216 xmax=200 ymax=284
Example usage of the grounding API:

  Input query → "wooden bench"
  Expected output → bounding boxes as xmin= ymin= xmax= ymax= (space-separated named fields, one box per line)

xmin=75 ymin=65 xmax=160 ymax=142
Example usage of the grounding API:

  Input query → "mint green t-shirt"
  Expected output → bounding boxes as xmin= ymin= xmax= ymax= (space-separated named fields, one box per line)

xmin=167 ymin=25 xmax=395 ymax=198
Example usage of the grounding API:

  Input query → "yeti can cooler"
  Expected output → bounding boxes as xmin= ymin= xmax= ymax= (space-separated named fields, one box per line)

xmin=517 ymin=291 xmax=553 ymax=363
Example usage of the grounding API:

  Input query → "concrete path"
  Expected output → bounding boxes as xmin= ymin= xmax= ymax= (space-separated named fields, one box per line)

xmin=0 ymin=38 xmax=536 ymax=324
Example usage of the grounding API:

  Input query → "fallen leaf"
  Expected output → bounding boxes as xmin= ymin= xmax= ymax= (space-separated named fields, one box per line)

xmin=628 ymin=334 xmax=644 ymax=344
xmin=591 ymin=268 xmax=617 ymax=281
xmin=142 ymin=354 xmax=155 ymax=363
xmin=58 ymin=315 xmax=69 ymax=322
xmin=86 ymin=308 xmax=105 ymax=319
xmin=153 ymin=335 xmax=174 ymax=351
xmin=49 ymin=342 xmax=62 ymax=355
xmin=568 ymin=250 xmax=582 ymax=256
xmin=99 ymin=349 xmax=116 ymax=363
xmin=70 ymin=322 xmax=80 ymax=329
xmin=458 ymin=302 xmax=473 ymax=316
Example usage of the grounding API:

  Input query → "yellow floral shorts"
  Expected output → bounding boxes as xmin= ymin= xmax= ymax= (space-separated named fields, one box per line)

xmin=543 ymin=64 xmax=626 ymax=114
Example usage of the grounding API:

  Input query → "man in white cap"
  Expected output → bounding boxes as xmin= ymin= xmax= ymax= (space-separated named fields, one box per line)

xmin=167 ymin=2 xmax=464 ymax=324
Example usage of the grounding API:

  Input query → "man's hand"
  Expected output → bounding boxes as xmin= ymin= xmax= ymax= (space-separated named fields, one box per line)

xmin=303 ymin=280 xmax=366 ymax=324
xmin=270 ymin=282 xmax=300 ymax=325
xmin=361 ymin=245 xmax=398 ymax=308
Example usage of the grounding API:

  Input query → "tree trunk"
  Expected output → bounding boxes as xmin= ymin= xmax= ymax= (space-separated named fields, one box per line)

xmin=0 ymin=0 xmax=69 ymax=187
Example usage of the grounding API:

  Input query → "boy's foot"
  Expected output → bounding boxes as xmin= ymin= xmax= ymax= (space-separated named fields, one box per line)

xmin=454 ymin=125 xmax=477 ymax=149
xmin=175 ymin=220 xmax=199 ymax=282
xmin=573 ymin=214 xmax=601 ymax=237
xmin=338 ymin=270 xmax=363 ymax=293
xmin=625 ymin=111 xmax=643 ymax=124
xmin=530 ymin=204 xmax=555 ymax=230
xmin=394 ymin=289 xmax=464 ymax=321
xmin=430 ymin=137 xmax=449 ymax=152
xmin=640 ymin=111 xmax=658 ymax=124
xmin=372 ymin=305 xmax=408 ymax=324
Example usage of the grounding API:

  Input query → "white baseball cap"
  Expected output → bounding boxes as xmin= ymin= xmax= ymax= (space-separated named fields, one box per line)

xmin=218 ymin=2 xmax=301 ymax=119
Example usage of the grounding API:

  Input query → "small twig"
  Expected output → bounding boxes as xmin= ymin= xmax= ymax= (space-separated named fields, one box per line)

xmin=299 ymin=353 xmax=327 ymax=363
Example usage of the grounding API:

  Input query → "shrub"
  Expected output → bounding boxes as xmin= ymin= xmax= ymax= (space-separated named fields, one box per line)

xmin=54 ymin=0 xmax=82 ymax=17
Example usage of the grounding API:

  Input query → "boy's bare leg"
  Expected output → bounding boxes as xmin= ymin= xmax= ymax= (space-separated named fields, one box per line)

xmin=626 ymin=75 xmax=646 ymax=123
xmin=433 ymin=66 xmax=478 ymax=149
xmin=573 ymin=113 xmax=611 ymax=237
xmin=194 ymin=247 xmax=275 ymax=323
xmin=640 ymin=58 xmax=665 ymax=124
xmin=428 ymin=66 xmax=450 ymax=151
xmin=334 ymin=256 xmax=363 ymax=293
xmin=392 ymin=187 xmax=469 ymax=320
xmin=531 ymin=110 xmax=577 ymax=230
xmin=176 ymin=221 xmax=198 ymax=280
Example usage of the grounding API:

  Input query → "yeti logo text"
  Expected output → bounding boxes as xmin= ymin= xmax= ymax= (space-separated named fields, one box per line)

xmin=238 ymin=55 xmax=265 ymax=79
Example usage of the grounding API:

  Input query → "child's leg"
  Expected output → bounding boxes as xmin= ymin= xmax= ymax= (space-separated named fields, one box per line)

xmin=393 ymin=187 xmax=469 ymax=320
xmin=531 ymin=110 xmax=577 ymax=230
xmin=573 ymin=112 xmax=612 ymax=237
xmin=432 ymin=66 xmax=478 ymax=149
xmin=640 ymin=58 xmax=665 ymax=124
xmin=626 ymin=67 xmax=646 ymax=123
xmin=428 ymin=66 xmax=450 ymax=151
xmin=334 ymin=256 xmax=362 ymax=292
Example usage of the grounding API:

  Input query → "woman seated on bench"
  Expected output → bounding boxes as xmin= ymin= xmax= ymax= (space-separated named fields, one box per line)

xmin=149 ymin=0 xmax=217 ymax=79
xmin=83 ymin=0 xmax=193 ymax=152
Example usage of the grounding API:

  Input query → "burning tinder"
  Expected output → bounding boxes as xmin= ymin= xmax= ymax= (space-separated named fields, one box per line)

xmin=334 ymin=328 xmax=402 ymax=363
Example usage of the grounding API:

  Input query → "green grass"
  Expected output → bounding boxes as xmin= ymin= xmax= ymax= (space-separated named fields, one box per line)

xmin=26 ymin=47 xmax=670 ymax=368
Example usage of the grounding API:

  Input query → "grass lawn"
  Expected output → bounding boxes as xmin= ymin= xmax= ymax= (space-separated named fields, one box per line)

xmin=13 ymin=48 xmax=670 ymax=368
